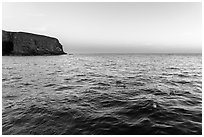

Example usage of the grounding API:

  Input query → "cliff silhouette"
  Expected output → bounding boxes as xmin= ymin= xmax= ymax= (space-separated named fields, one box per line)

xmin=2 ymin=30 xmax=66 ymax=55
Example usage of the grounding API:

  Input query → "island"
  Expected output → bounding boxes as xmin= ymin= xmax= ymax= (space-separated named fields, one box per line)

xmin=2 ymin=30 xmax=66 ymax=56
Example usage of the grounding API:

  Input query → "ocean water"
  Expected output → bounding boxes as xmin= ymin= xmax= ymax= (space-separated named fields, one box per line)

xmin=2 ymin=54 xmax=202 ymax=135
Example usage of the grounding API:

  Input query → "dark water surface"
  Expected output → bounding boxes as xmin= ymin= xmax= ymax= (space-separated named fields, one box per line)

xmin=2 ymin=54 xmax=202 ymax=135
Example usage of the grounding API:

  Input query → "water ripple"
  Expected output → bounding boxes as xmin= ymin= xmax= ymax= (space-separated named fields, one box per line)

xmin=2 ymin=54 xmax=202 ymax=135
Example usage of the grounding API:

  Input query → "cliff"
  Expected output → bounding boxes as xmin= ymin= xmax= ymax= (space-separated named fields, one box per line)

xmin=2 ymin=30 xmax=66 ymax=55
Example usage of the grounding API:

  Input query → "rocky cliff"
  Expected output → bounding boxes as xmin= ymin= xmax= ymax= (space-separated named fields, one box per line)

xmin=2 ymin=30 xmax=66 ymax=55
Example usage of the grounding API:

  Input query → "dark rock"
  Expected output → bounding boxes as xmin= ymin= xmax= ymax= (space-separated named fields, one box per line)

xmin=2 ymin=30 xmax=66 ymax=56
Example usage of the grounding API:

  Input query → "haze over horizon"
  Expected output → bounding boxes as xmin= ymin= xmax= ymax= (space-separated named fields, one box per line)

xmin=2 ymin=2 xmax=202 ymax=53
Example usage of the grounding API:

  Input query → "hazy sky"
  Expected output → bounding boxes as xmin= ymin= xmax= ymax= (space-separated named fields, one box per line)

xmin=2 ymin=2 xmax=202 ymax=53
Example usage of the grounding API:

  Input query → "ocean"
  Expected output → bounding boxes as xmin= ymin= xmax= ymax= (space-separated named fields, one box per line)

xmin=2 ymin=53 xmax=202 ymax=135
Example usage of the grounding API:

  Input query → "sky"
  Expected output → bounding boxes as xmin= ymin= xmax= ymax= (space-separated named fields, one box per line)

xmin=2 ymin=2 xmax=202 ymax=53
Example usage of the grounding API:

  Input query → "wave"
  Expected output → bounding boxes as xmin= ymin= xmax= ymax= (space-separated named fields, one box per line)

xmin=2 ymin=54 xmax=202 ymax=135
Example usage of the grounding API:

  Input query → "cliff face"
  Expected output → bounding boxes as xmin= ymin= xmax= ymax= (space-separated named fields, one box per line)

xmin=2 ymin=30 xmax=66 ymax=55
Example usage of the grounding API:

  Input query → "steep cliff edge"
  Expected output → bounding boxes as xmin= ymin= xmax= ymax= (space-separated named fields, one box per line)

xmin=2 ymin=30 xmax=66 ymax=55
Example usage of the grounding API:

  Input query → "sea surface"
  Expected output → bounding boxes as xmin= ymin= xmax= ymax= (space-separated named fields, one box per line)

xmin=2 ymin=53 xmax=202 ymax=135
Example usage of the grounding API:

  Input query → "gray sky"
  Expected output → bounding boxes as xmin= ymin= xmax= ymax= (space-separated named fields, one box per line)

xmin=2 ymin=2 xmax=202 ymax=53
